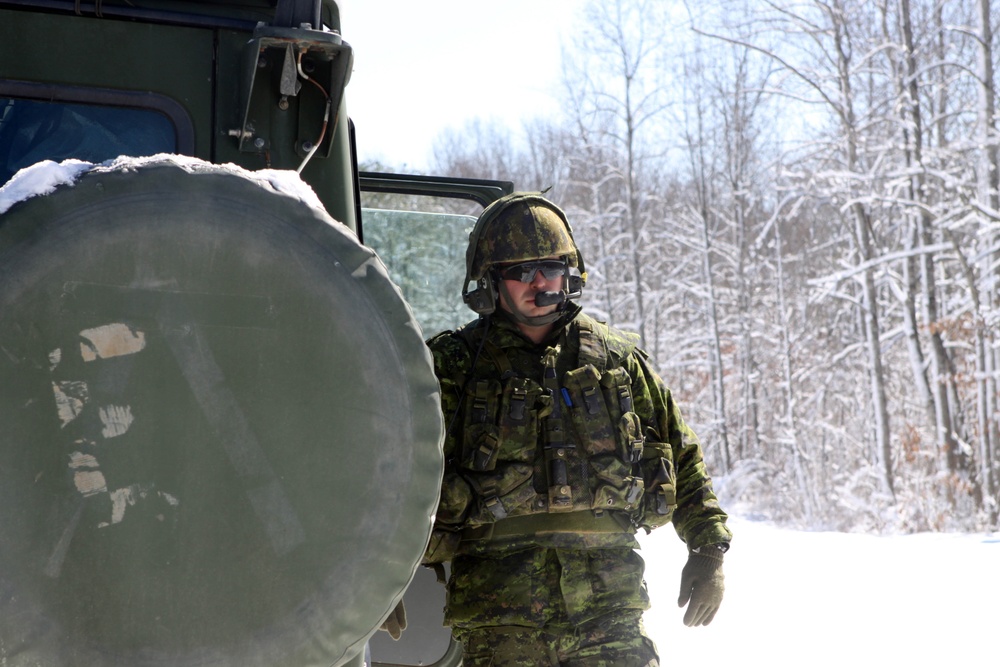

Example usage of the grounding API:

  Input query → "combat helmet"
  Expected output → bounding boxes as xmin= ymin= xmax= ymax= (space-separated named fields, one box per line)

xmin=462 ymin=192 xmax=587 ymax=324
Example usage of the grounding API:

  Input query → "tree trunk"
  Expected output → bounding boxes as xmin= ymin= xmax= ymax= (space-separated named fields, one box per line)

xmin=975 ymin=0 xmax=999 ymax=523
xmin=699 ymin=204 xmax=732 ymax=474
xmin=853 ymin=204 xmax=895 ymax=499
xmin=829 ymin=0 xmax=894 ymax=498
xmin=775 ymin=214 xmax=817 ymax=521
xmin=897 ymin=0 xmax=960 ymax=474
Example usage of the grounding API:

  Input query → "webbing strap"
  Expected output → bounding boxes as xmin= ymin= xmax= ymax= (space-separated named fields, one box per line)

xmin=477 ymin=478 xmax=508 ymax=520
xmin=460 ymin=511 xmax=630 ymax=541
xmin=541 ymin=347 xmax=574 ymax=512
xmin=482 ymin=338 xmax=513 ymax=377
xmin=576 ymin=318 xmax=608 ymax=372
xmin=470 ymin=380 xmax=491 ymax=424
xmin=617 ymin=385 xmax=633 ymax=414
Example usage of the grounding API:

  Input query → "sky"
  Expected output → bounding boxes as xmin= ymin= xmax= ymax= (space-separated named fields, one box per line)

xmin=339 ymin=0 xmax=585 ymax=171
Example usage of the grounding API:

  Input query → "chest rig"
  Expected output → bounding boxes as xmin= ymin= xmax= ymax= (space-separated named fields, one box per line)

xmin=453 ymin=316 xmax=647 ymax=534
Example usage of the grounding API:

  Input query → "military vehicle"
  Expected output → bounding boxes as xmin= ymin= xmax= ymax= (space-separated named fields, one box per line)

xmin=0 ymin=1 xmax=509 ymax=665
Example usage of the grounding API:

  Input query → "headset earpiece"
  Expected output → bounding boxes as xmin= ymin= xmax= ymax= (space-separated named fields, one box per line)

xmin=462 ymin=274 xmax=497 ymax=316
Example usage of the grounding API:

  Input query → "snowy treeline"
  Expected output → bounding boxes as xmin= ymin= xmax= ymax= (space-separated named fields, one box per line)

xmin=424 ymin=0 xmax=1000 ymax=533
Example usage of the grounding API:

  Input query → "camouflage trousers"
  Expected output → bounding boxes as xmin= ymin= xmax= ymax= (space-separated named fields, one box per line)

xmin=446 ymin=547 xmax=659 ymax=667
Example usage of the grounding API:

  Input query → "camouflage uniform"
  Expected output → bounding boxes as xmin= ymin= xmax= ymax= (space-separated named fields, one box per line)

xmin=424 ymin=192 xmax=731 ymax=666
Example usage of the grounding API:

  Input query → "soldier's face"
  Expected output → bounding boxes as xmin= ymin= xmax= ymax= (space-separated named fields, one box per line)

xmin=497 ymin=257 xmax=564 ymax=318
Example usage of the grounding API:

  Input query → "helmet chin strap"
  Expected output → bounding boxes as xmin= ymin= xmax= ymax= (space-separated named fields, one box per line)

xmin=496 ymin=279 xmax=566 ymax=328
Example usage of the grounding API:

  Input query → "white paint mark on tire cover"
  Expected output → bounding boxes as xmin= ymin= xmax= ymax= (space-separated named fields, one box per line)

xmin=74 ymin=469 xmax=107 ymax=496
xmin=52 ymin=380 xmax=89 ymax=426
xmin=108 ymin=486 xmax=138 ymax=525
xmin=99 ymin=404 xmax=134 ymax=438
xmin=80 ymin=323 xmax=146 ymax=362
xmin=68 ymin=451 xmax=99 ymax=469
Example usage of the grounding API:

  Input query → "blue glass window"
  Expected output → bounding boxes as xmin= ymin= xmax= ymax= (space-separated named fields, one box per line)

xmin=0 ymin=98 xmax=177 ymax=183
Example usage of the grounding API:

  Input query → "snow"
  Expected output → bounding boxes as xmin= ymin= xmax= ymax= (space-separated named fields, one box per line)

xmin=639 ymin=516 xmax=999 ymax=665
xmin=0 ymin=159 xmax=92 ymax=215
xmin=0 ymin=155 xmax=325 ymax=216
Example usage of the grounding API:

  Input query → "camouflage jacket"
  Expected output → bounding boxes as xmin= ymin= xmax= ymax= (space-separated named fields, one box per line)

xmin=424 ymin=305 xmax=731 ymax=560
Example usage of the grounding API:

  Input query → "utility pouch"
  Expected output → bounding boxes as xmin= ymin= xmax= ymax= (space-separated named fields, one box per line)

xmin=642 ymin=455 xmax=677 ymax=528
xmin=617 ymin=412 xmax=644 ymax=465
xmin=460 ymin=379 xmax=501 ymax=471
xmin=599 ymin=367 xmax=633 ymax=418
xmin=465 ymin=463 xmax=535 ymax=526
xmin=562 ymin=365 xmax=616 ymax=456
xmin=497 ymin=376 xmax=543 ymax=463
xmin=461 ymin=426 xmax=499 ymax=471
xmin=590 ymin=456 xmax=644 ymax=512
xmin=424 ymin=529 xmax=461 ymax=565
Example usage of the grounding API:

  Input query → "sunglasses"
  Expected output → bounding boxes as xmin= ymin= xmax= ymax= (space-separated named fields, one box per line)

xmin=497 ymin=259 xmax=568 ymax=283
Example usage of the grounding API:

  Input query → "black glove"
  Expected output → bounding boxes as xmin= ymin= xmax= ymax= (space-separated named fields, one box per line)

xmin=379 ymin=599 xmax=407 ymax=640
xmin=677 ymin=544 xmax=726 ymax=626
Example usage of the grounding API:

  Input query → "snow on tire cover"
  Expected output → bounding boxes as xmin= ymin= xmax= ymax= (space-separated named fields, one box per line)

xmin=0 ymin=157 xmax=444 ymax=666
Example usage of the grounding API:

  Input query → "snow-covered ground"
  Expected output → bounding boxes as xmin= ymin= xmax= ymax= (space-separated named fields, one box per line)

xmin=639 ymin=516 xmax=999 ymax=665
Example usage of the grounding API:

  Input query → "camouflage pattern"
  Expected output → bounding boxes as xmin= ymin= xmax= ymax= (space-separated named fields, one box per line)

xmin=425 ymin=306 xmax=731 ymax=556
xmin=458 ymin=616 xmax=658 ymax=667
xmin=467 ymin=193 xmax=584 ymax=282
xmin=452 ymin=549 xmax=658 ymax=666
xmin=434 ymin=315 xmax=657 ymax=537
xmin=424 ymin=304 xmax=731 ymax=663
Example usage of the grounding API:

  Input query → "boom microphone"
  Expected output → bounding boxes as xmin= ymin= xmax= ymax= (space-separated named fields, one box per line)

xmin=534 ymin=291 xmax=566 ymax=307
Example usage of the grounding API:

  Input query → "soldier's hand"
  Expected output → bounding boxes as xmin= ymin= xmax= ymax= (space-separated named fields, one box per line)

xmin=379 ymin=599 xmax=407 ymax=640
xmin=677 ymin=545 xmax=726 ymax=626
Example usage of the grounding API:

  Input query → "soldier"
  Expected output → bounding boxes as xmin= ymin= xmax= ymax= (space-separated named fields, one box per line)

xmin=424 ymin=193 xmax=732 ymax=666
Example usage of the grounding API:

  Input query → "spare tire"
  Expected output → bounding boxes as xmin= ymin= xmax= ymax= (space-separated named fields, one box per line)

xmin=0 ymin=157 xmax=444 ymax=667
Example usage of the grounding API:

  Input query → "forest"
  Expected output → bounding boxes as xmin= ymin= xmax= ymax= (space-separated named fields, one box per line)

xmin=367 ymin=0 xmax=1000 ymax=534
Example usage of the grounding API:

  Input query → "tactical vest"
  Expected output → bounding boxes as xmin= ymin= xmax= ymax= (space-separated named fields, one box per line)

xmin=448 ymin=316 xmax=677 ymax=544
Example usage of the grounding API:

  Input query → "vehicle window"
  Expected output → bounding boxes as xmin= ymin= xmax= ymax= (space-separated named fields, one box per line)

xmin=362 ymin=204 xmax=478 ymax=338
xmin=0 ymin=97 xmax=176 ymax=183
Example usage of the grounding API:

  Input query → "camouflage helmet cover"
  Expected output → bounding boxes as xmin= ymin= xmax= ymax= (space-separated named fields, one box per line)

xmin=466 ymin=193 xmax=585 ymax=283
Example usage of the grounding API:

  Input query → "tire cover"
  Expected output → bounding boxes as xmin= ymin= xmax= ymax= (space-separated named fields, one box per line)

xmin=0 ymin=157 xmax=444 ymax=666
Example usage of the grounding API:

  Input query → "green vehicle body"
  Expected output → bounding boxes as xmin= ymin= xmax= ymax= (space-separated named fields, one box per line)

xmin=0 ymin=1 xmax=507 ymax=665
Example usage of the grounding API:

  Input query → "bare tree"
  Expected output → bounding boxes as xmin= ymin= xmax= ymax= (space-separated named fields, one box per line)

xmin=974 ymin=0 xmax=999 ymax=521
xmin=890 ymin=0 xmax=963 ymax=477
xmin=560 ymin=0 xmax=676 ymax=347
xmin=422 ymin=0 xmax=1000 ymax=532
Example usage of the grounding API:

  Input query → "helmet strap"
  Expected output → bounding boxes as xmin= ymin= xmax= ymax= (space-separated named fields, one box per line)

xmin=496 ymin=277 xmax=566 ymax=328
